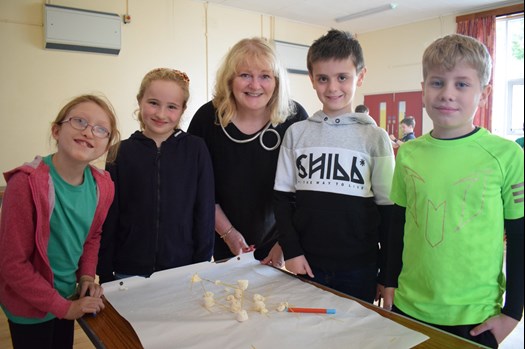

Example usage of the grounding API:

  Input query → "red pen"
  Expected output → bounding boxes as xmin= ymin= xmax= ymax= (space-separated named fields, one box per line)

xmin=286 ymin=307 xmax=336 ymax=314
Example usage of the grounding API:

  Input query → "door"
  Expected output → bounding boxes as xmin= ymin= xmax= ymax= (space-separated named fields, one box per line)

xmin=364 ymin=91 xmax=423 ymax=139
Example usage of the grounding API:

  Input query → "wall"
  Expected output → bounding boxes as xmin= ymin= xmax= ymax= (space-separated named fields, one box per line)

xmin=0 ymin=0 xmax=460 ymax=186
xmin=203 ymin=5 xmax=324 ymax=117
xmin=357 ymin=16 xmax=456 ymax=133
xmin=0 ymin=0 xmax=326 ymax=185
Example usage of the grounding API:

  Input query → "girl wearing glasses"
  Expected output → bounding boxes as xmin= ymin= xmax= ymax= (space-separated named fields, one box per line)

xmin=97 ymin=68 xmax=215 ymax=284
xmin=0 ymin=94 xmax=120 ymax=349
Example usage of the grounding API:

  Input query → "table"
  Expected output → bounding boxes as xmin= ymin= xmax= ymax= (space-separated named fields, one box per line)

xmin=78 ymin=267 xmax=486 ymax=349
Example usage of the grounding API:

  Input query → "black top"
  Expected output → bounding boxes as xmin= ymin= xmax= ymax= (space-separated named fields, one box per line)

xmin=188 ymin=101 xmax=308 ymax=260
xmin=97 ymin=130 xmax=215 ymax=282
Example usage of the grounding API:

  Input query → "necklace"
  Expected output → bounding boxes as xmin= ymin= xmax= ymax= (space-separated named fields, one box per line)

xmin=220 ymin=121 xmax=281 ymax=151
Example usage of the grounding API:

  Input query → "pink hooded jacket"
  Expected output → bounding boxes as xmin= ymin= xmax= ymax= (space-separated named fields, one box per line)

xmin=0 ymin=156 xmax=114 ymax=319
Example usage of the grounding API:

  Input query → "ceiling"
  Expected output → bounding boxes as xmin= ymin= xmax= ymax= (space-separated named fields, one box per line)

xmin=200 ymin=0 xmax=522 ymax=34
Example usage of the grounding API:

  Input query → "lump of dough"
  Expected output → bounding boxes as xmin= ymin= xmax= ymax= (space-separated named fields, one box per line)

xmin=230 ymin=300 xmax=242 ymax=313
xmin=276 ymin=302 xmax=289 ymax=312
xmin=234 ymin=289 xmax=243 ymax=299
xmin=253 ymin=300 xmax=266 ymax=311
xmin=203 ymin=292 xmax=215 ymax=308
xmin=237 ymin=280 xmax=249 ymax=290
xmin=253 ymin=294 xmax=265 ymax=302
xmin=236 ymin=310 xmax=249 ymax=322
xmin=204 ymin=298 xmax=215 ymax=309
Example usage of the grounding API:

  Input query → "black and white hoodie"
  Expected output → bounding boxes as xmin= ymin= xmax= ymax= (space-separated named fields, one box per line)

xmin=273 ymin=111 xmax=394 ymax=273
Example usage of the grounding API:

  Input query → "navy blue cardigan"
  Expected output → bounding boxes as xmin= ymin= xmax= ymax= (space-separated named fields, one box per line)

xmin=97 ymin=130 xmax=215 ymax=282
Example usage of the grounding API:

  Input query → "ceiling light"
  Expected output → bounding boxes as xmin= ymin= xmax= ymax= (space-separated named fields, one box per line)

xmin=335 ymin=3 xmax=398 ymax=23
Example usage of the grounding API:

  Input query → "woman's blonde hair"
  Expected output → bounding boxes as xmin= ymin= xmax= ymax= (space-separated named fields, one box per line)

xmin=52 ymin=94 xmax=121 ymax=162
xmin=136 ymin=68 xmax=190 ymax=131
xmin=212 ymin=37 xmax=296 ymax=126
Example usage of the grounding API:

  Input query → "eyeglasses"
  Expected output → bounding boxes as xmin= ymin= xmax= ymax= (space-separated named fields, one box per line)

xmin=61 ymin=117 xmax=111 ymax=139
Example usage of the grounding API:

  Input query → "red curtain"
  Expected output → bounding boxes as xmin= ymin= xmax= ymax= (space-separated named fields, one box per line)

xmin=456 ymin=16 xmax=496 ymax=131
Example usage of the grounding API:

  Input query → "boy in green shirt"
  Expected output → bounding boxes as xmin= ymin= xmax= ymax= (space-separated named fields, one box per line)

xmin=383 ymin=34 xmax=524 ymax=348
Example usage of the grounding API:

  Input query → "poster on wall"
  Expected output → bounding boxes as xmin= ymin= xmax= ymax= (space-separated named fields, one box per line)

xmin=274 ymin=40 xmax=309 ymax=75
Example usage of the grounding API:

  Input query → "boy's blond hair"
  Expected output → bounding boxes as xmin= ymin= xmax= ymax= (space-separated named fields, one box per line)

xmin=422 ymin=34 xmax=492 ymax=87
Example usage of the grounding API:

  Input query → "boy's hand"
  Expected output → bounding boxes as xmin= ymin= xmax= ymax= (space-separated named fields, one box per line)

xmin=285 ymin=255 xmax=314 ymax=278
xmin=260 ymin=242 xmax=284 ymax=268
xmin=375 ymin=284 xmax=385 ymax=304
xmin=381 ymin=287 xmax=395 ymax=310
xmin=389 ymin=134 xmax=400 ymax=148
xmin=470 ymin=313 xmax=519 ymax=344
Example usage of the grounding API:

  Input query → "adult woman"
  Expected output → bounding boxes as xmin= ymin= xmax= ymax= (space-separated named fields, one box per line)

xmin=188 ymin=37 xmax=308 ymax=264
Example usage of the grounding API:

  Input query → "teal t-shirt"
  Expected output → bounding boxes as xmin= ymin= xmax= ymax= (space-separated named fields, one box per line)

xmin=4 ymin=154 xmax=97 ymax=324
xmin=390 ymin=129 xmax=524 ymax=326
xmin=516 ymin=136 xmax=524 ymax=149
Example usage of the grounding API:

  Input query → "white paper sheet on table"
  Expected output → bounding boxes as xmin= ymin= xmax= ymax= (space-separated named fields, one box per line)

xmin=103 ymin=252 xmax=428 ymax=349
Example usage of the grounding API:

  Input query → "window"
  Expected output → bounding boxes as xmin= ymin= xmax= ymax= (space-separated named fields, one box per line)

xmin=492 ymin=14 xmax=524 ymax=138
